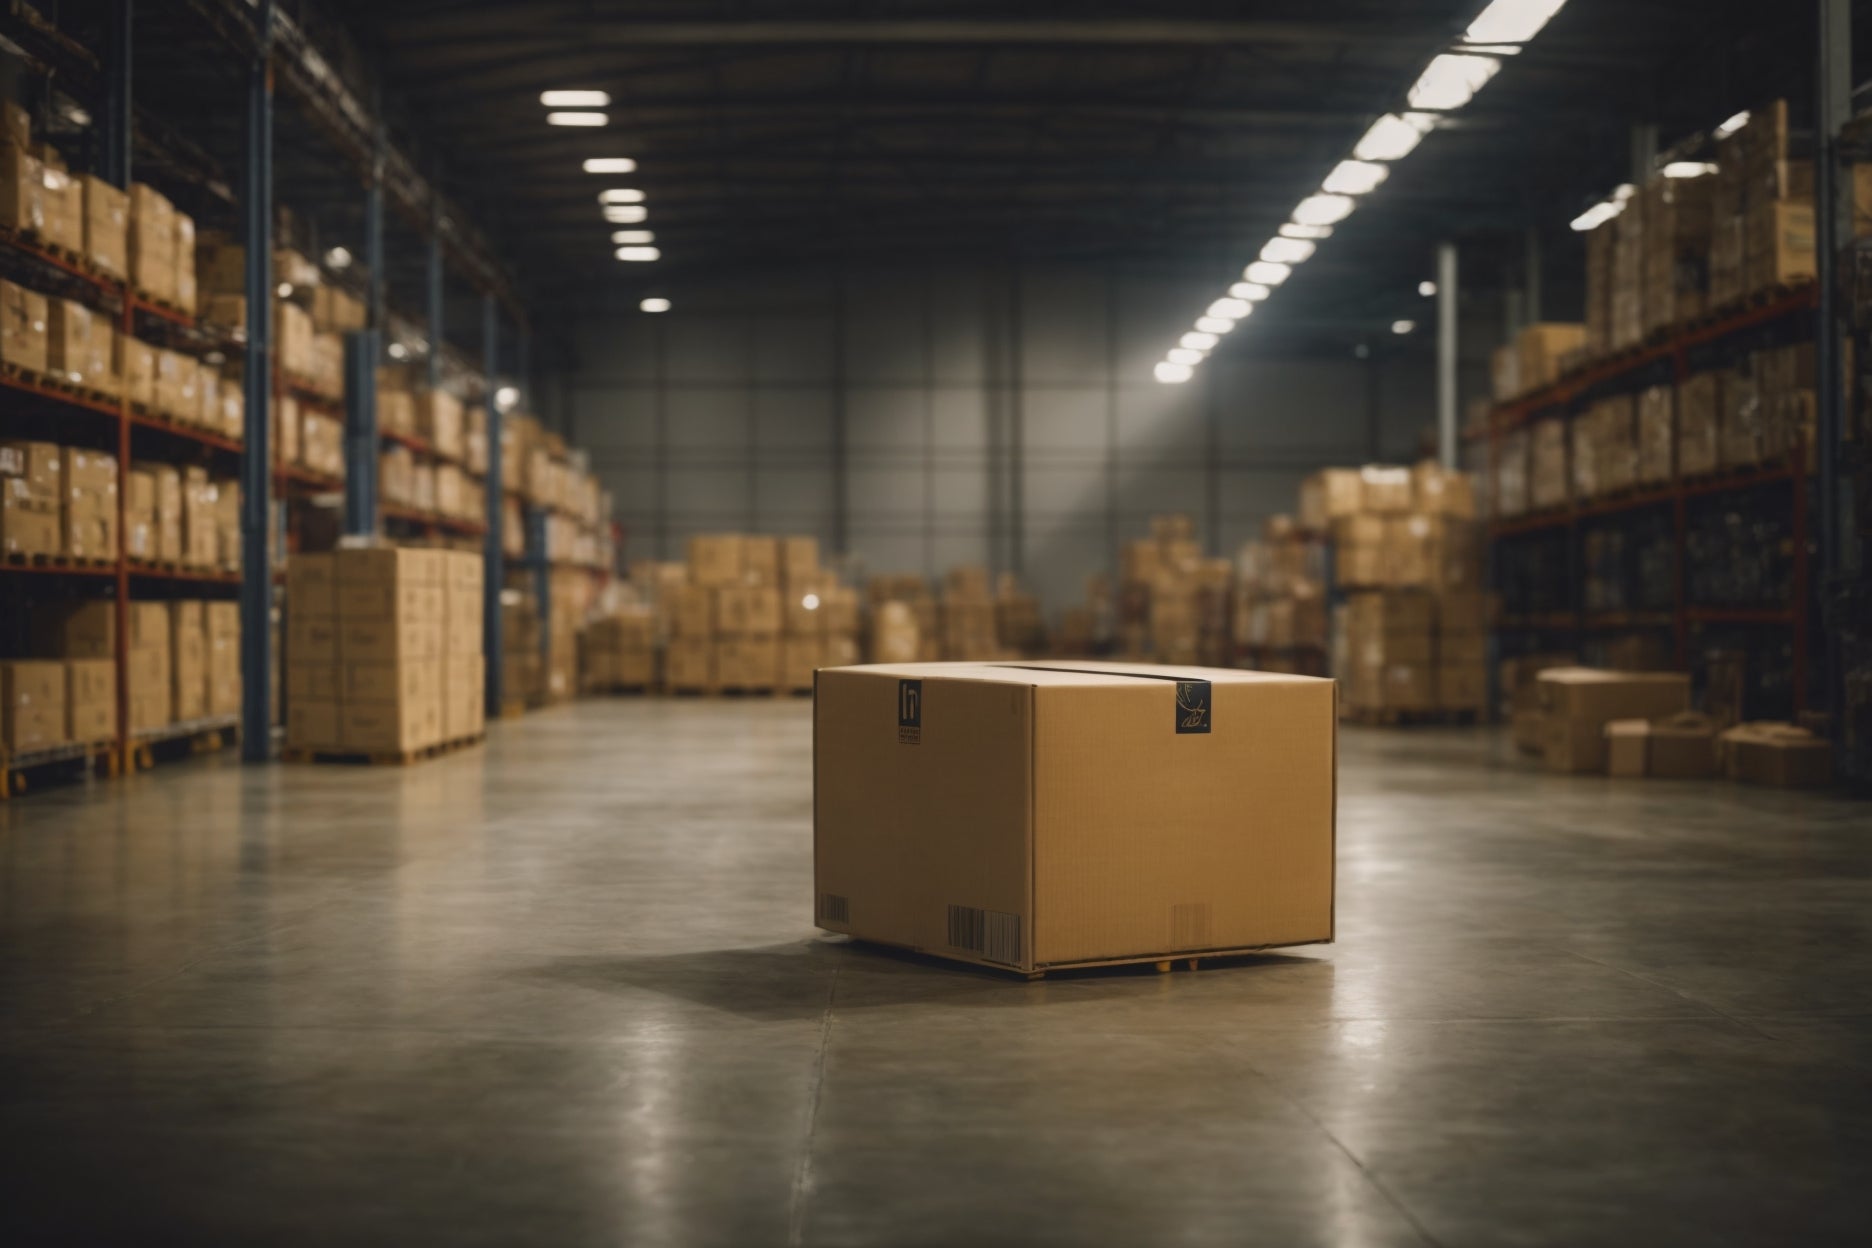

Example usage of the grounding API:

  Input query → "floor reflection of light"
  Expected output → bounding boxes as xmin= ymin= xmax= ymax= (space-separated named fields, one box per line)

xmin=616 ymin=1021 xmax=682 ymax=1243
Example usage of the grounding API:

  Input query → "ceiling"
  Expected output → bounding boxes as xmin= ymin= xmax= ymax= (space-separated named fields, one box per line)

xmin=116 ymin=1 xmax=1842 ymax=347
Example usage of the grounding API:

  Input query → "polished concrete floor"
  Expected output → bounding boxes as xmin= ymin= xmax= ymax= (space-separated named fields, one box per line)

xmin=1 ymin=700 xmax=1868 ymax=1246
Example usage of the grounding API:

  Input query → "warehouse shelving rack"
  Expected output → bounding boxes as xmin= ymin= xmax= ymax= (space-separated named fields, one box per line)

xmin=0 ymin=0 xmax=532 ymax=787
xmin=0 ymin=224 xmax=244 ymax=792
xmin=1471 ymin=283 xmax=1819 ymax=715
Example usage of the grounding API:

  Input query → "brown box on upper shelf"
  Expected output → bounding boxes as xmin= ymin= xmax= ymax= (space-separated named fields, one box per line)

xmin=1 ymin=660 xmax=67 ymax=754
xmin=128 ymin=183 xmax=177 ymax=305
xmin=0 ymin=279 xmax=47 ymax=375
xmin=79 ymin=176 xmax=129 ymax=280
xmin=0 ymin=146 xmax=45 ymax=235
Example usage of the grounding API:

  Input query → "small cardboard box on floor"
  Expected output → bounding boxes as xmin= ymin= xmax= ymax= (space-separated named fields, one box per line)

xmin=814 ymin=661 xmax=1335 ymax=975
xmin=1536 ymin=667 xmax=1691 ymax=773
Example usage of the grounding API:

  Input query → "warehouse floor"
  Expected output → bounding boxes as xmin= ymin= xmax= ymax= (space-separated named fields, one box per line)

xmin=2 ymin=702 xmax=1868 ymax=1247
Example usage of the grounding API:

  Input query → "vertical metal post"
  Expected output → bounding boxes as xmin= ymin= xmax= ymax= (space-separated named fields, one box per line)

xmin=240 ymin=0 xmax=275 ymax=762
xmin=1816 ymin=0 xmax=1850 ymax=717
xmin=342 ymin=330 xmax=379 ymax=534
xmin=517 ymin=324 xmax=531 ymax=414
xmin=1364 ymin=341 xmax=1383 ymax=461
xmin=366 ymin=121 xmax=386 ymax=332
xmin=1436 ymin=242 xmax=1459 ymax=470
xmin=830 ymin=266 xmax=848 ymax=555
xmin=482 ymin=294 xmax=504 ymax=715
xmin=1524 ymin=225 xmax=1542 ymax=326
xmin=426 ymin=216 xmax=444 ymax=391
xmin=1008 ymin=263 xmax=1025 ymax=575
xmin=102 ymin=0 xmax=132 ymax=187
xmin=1629 ymin=122 xmax=1659 ymax=183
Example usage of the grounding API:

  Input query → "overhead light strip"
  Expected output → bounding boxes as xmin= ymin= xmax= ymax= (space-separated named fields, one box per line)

xmin=1152 ymin=0 xmax=1570 ymax=382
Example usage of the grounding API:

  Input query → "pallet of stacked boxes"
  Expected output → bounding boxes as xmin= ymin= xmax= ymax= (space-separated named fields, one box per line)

xmin=20 ymin=602 xmax=117 ymax=755
xmin=582 ymin=609 xmax=657 ymax=694
xmin=716 ymin=552 xmax=782 ymax=694
xmin=501 ymin=590 xmax=544 ymax=708
xmin=776 ymin=536 xmax=825 ymax=694
xmin=939 ymin=566 xmax=997 ymax=661
xmin=284 ymin=547 xmax=484 ymax=763
xmin=868 ymin=599 xmax=919 ymax=665
xmin=993 ymin=574 xmax=1046 ymax=657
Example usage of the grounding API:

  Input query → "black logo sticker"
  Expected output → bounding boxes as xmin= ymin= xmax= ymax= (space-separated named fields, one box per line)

xmin=898 ymin=679 xmax=922 ymax=744
xmin=1175 ymin=680 xmax=1211 ymax=734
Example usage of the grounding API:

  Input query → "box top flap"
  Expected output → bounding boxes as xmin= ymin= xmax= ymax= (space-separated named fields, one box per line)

xmin=989 ymin=659 xmax=1330 ymax=687
xmin=821 ymin=660 xmax=1330 ymax=689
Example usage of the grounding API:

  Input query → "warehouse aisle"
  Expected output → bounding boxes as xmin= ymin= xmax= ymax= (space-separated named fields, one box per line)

xmin=1 ymin=705 xmax=1868 ymax=1247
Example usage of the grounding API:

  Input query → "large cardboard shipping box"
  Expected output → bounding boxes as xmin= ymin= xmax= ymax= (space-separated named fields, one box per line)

xmin=665 ymin=637 xmax=715 ymax=689
xmin=687 ymin=534 xmax=745 ymax=587
xmin=170 ymin=600 xmax=207 ymax=722
xmin=1536 ymin=668 xmax=1691 ymax=773
xmin=2 ymin=660 xmax=68 ymax=753
xmin=1719 ymin=722 xmax=1832 ymax=787
xmin=66 ymin=658 xmax=115 ymax=742
xmin=814 ymin=662 xmax=1336 ymax=974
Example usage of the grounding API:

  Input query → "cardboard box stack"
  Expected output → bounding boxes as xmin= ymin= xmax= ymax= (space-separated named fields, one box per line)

xmin=813 ymin=661 xmax=1336 ymax=975
xmin=26 ymin=601 xmax=119 ymax=745
xmin=1113 ymin=513 xmax=1215 ymax=664
xmin=867 ymin=573 xmax=934 ymax=664
xmin=1 ymin=660 xmax=65 ymax=755
xmin=286 ymin=547 xmax=484 ymax=756
xmin=127 ymin=601 xmax=172 ymax=732
xmin=1641 ymin=175 xmax=1715 ymax=337
xmin=1717 ymin=721 xmax=1832 ymax=787
xmin=1534 ymin=667 xmax=1691 ymax=773
xmin=1 ymin=438 xmax=61 ymax=558
xmin=582 ymin=609 xmax=657 ymax=691
xmin=994 ymin=574 xmax=1047 ymax=657
xmin=938 ymin=565 xmax=998 ymax=662
xmin=502 ymin=590 xmax=544 ymax=704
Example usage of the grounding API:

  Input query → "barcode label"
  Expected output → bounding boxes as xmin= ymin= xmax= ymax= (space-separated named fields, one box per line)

xmin=819 ymin=893 xmax=850 ymax=925
xmin=947 ymin=905 xmax=1023 ymax=966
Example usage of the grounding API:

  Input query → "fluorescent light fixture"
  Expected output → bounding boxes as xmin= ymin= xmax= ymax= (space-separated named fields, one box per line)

xmin=1155 ymin=361 xmax=1193 ymax=384
xmin=1407 ymin=54 xmax=1501 ymax=112
xmin=1261 ymin=236 xmax=1316 ymax=265
xmin=604 ymin=204 xmax=649 ymax=223
xmin=1568 ymin=199 xmax=1624 ymax=232
xmin=1662 ymin=161 xmax=1719 ymax=179
xmin=1392 ymin=320 xmax=1416 ymax=335
xmin=494 ymin=385 xmax=520 ymax=411
xmin=615 ymin=246 xmax=661 ymax=262
xmin=387 ymin=342 xmax=408 ymax=360
xmin=1244 ymin=261 xmax=1291 ymax=287
xmin=1195 ymin=316 xmax=1235 ymax=335
xmin=546 ymin=111 xmax=608 ymax=127
xmin=541 ymin=90 xmax=611 ymax=107
xmin=1167 ymin=347 xmax=1205 ymax=366
xmin=1292 ymin=193 xmax=1355 ymax=226
xmin=1464 ymin=0 xmax=1568 ymax=46
xmin=1208 ymin=298 xmax=1250 ymax=319
xmin=1180 ymin=331 xmax=1219 ymax=351
xmin=1281 ymin=223 xmax=1333 ymax=240
xmin=1229 ymin=282 xmax=1271 ymax=302
xmin=1322 ymin=160 xmax=1389 ymax=195
xmin=1353 ymin=113 xmax=1436 ymax=162
xmin=599 ymin=188 xmax=645 ymax=204
xmin=324 ymin=245 xmax=352 ymax=270
xmin=1714 ymin=110 xmax=1750 ymax=140
xmin=612 ymin=230 xmax=655 ymax=245
xmin=583 ymin=157 xmax=638 ymax=173
xmin=1419 ymin=280 xmax=1437 ymax=297
xmin=640 ymin=297 xmax=671 ymax=313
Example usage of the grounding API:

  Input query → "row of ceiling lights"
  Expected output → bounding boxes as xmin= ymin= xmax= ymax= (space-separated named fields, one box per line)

xmin=1153 ymin=0 xmax=1570 ymax=384
xmin=542 ymin=90 xmax=670 ymax=313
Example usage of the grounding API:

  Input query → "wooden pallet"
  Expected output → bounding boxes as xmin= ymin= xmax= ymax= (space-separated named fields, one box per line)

xmin=663 ymin=684 xmax=723 ymax=697
xmin=282 ymin=732 xmax=486 ymax=767
xmin=1340 ymin=706 xmax=1482 ymax=728
xmin=2 ymin=548 xmax=63 ymax=567
xmin=131 ymin=719 xmax=238 ymax=770
xmin=586 ymin=683 xmax=652 ymax=696
xmin=0 ymin=738 xmax=118 ymax=799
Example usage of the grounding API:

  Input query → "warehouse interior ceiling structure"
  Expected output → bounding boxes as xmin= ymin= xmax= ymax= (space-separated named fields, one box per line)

xmin=316 ymin=1 xmax=1830 ymax=339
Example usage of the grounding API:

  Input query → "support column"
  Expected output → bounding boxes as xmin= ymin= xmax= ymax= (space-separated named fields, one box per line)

xmin=101 ymin=0 xmax=131 ymax=187
xmin=342 ymin=330 xmax=379 ymax=534
xmin=426 ymin=217 xmax=444 ymax=391
xmin=1524 ymin=226 xmax=1542 ymax=326
xmin=1436 ymin=242 xmax=1459 ymax=470
xmin=1629 ymin=122 xmax=1659 ymax=183
xmin=1816 ymin=0 xmax=1850 ymax=716
xmin=240 ymin=0 xmax=275 ymax=763
xmin=365 ymin=122 xmax=386 ymax=332
xmin=482 ymin=295 xmax=504 ymax=715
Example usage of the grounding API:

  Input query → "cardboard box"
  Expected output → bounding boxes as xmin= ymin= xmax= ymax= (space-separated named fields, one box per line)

xmin=65 ymin=657 xmax=115 ymax=743
xmin=1605 ymin=719 xmax=1650 ymax=778
xmin=781 ymin=634 xmax=822 ymax=690
xmin=169 ymin=601 xmax=206 ymax=722
xmin=1536 ymin=668 xmax=1691 ymax=773
xmin=813 ymin=661 xmax=1335 ymax=973
xmin=742 ymin=536 xmax=780 ymax=587
xmin=1 ymin=479 xmax=58 ymax=556
xmin=287 ymin=700 xmax=342 ymax=751
xmin=287 ymin=614 xmax=339 ymax=665
xmin=718 ymin=636 xmax=779 ymax=688
xmin=80 ymin=175 xmax=129 ymax=279
xmin=443 ymin=654 xmax=485 ymax=739
xmin=128 ymin=182 xmax=177 ymax=303
xmin=2 ymin=660 xmax=68 ymax=753
xmin=341 ymin=695 xmax=443 ymax=754
xmin=0 ymin=279 xmax=47 ymax=374
xmin=46 ymin=298 xmax=95 ymax=386
xmin=1719 ymin=722 xmax=1832 ymax=788
xmin=780 ymin=536 xmax=819 ymax=585
xmin=0 ymin=146 xmax=45 ymax=235
xmin=716 ymin=585 xmax=782 ymax=636
xmin=665 ymin=637 xmax=715 ymax=689
xmin=31 ymin=599 xmax=115 ymax=659
xmin=687 ymin=534 xmax=745 ymax=587
xmin=1436 ymin=662 xmax=1487 ymax=712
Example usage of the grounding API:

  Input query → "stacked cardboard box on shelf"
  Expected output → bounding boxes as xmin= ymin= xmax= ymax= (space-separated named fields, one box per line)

xmin=1535 ymin=668 xmax=1691 ymax=772
xmin=1 ymin=438 xmax=60 ymax=557
xmin=127 ymin=601 xmax=171 ymax=732
xmin=938 ymin=565 xmax=998 ymax=662
xmin=0 ymin=660 xmax=64 ymax=754
xmin=25 ymin=601 xmax=119 ymax=745
xmin=1112 ymin=513 xmax=1222 ymax=664
xmin=285 ymin=547 xmax=485 ymax=756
